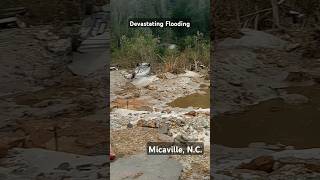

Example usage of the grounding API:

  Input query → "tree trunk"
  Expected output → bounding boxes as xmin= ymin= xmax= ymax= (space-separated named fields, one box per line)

xmin=234 ymin=0 xmax=241 ymax=28
xmin=271 ymin=0 xmax=280 ymax=28
xmin=254 ymin=5 xmax=259 ymax=30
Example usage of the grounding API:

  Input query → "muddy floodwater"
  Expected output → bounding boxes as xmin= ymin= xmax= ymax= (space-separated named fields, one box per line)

xmin=168 ymin=89 xmax=210 ymax=108
xmin=214 ymin=85 xmax=320 ymax=149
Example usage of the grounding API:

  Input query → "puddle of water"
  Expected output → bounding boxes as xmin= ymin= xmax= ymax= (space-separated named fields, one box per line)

xmin=214 ymin=85 xmax=320 ymax=149
xmin=168 ymin=89 xmax=210 ymax=108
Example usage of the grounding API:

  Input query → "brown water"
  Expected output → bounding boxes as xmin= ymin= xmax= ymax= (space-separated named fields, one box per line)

xmin=168 ymin=89 xmax=210 ymax=108
xmin=214 ymin=85 xmax=320 ymax=149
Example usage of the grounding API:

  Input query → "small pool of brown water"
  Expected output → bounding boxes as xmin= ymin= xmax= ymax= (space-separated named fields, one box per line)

xmin=214 ymin=85 xmax=320 ymax=149
xmin=167 ymin=89 xmax=210 ymax=109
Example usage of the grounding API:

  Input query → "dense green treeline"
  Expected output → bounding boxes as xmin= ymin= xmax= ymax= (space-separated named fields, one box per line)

xmin=111 ymin=0 xmax=210 ymax=72
xmin=111 ymin=0 xmax=210 ymax=47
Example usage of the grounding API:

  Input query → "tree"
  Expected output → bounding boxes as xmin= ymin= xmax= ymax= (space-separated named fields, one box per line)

xmin=271 ymin=0 xmax=280 ymax=28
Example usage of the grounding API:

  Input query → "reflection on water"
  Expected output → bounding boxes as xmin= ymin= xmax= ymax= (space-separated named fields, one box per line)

xmin=214 ymin=85 xmax=320 ymax=149
xmin=168 ymin=89 xmax=210 ymax=109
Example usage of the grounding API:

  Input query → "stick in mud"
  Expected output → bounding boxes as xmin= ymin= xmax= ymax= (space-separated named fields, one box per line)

xmin=54 ymin=125 xmax=58 ymax=151
xmin=126 ymin=99 xmax=129 ymax=109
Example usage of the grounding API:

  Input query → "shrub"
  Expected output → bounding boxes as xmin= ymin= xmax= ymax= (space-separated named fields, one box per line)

xmin=112 ymin=30 xmax=210 ymax=73
xmin=112 ymin=29 xmax=159 ymax=68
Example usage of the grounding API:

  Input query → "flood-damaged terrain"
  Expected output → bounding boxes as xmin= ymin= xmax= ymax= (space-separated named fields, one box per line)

xmin=212 ymin=28 xmax=320 ymax=179
xmin=0 ymin=7 xmax=109 ymax=178
xmin=110 ymin=69 xmax=210 ymax=179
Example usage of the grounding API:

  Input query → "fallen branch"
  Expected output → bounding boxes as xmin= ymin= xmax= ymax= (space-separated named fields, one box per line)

xmin=240 ymin=0 xmax=287 ymax=20
xmin=240 ymin=8 xmax=273 ymax=19
xmin=0 ymin=7 xmax=26 ymax=13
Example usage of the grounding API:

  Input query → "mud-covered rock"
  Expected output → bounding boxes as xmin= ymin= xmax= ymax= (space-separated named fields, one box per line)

xmin=281 ymin=94 xmax=309 ymax=105
xmin=47 ymin=38 xmax=72 ymax=55
xmin=136 ymin=119 xmax=159 ymax=128
xmin=238 ymin=156 xmax=275 ymax=173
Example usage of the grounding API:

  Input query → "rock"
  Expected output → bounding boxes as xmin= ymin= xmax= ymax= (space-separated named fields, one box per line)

xmin=281 ymin=94 xmax=309 ymax=105
xmin=174 ymin=135 xmax=189 ymax=143
xmin=159 ymin=123 xmax=170 ymax=135
xmin=47 ymin=38 xmax=72 ymax=55
xmin=285 ymin=71 xmax=312 ymax=82
xmin=136 ymin=119 xmax=158 ymax=128
xmin=285 ymin=43 xmax=301 ymax=52
xmin=145 ymin=84 xmax=157 ymax=90
xmin=36 ymin=30 xmax=59 ymax=41
xmin=238 ymin=155 xmax=275 ymax=173
xmin=110 ymin=153 xmax=182 ymax=180
xmin=228 ymin=79 xmax=243 ymax=86
xmin=157 ymin=72 xmax=176 ymax=79
xmin=176 ymin=119 xmax=185 ymax=127
xmin=161 ymin=109 xmax=172 ymax=114
xmin=56 ymin=162 xmax=72 ymax=171
xmin=185 ymin=111 xmax=197 ymax=117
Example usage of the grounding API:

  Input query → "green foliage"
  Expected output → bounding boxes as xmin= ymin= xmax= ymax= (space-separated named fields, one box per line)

xmin=112 ymin=32 xmax=210 ymax=72
xmin=112 ymin=29 xmax=159 ymax=67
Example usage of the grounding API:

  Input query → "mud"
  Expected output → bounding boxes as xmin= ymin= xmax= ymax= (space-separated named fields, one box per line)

xmin=0 ymin=25 xmax=108 ymax=179
xmin=168 ymin=88 xmax=210 ymax=109
xmin=212 ymin=28 xmax=320 ymax=179
xmin=214 ymin=85 xmax=320 ymax=148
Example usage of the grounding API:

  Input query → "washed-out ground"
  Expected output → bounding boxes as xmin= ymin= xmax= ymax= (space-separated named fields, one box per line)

xmin=212 ymin=28 xmax=320 ymax=179
xmin=0 ymin=25 xmax=109 ymax=179
xmin=110 ymin=69 xmax=210 ymax=179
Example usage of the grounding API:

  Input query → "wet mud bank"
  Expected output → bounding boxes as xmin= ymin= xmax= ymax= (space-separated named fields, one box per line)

xmin=212 ymin=28 xmax=320 ymax=179
xmin=215 ymin=84 xmax=320 ymax=149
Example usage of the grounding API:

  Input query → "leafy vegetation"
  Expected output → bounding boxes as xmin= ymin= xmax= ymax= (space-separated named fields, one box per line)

xmin=111 ymin=0 xmax=210 ymax=73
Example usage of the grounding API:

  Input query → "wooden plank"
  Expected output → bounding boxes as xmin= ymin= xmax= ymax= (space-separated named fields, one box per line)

xmin=0 ymin=17 xmax=17 ymax=24
xmin=0 ymin=7 xmax=26 ymax=19
xmin=0 ymin=7 xmax=26 ymax=13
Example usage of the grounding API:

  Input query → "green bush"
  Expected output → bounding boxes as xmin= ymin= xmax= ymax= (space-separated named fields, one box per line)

xmin=112 ymin=30 xmax=210 ymax=73
xmin=112 ymin=29 xmax=160 ymax=68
